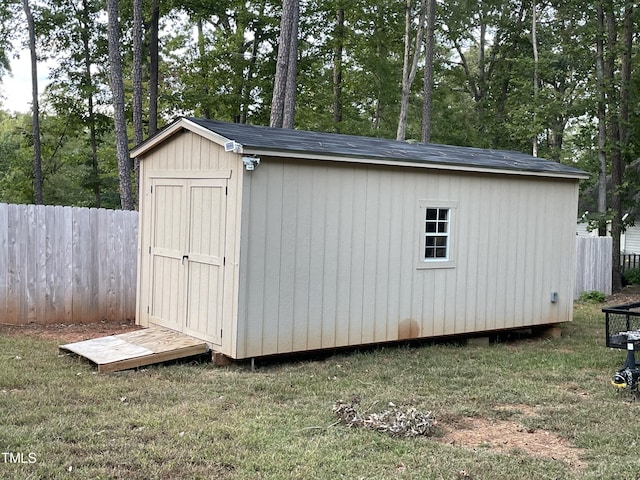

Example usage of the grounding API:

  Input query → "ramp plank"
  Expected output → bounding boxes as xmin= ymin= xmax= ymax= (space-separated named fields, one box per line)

xmin=59 ymin=327 xmax=209 ymax=373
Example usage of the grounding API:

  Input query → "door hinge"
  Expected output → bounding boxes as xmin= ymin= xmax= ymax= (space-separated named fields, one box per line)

xmin=147 ymin=305 xmax=150 ymax=313
xmin=151 ymin=185 xmax=153 ymax=193
xmin=149 ymin=246 xmax=151 ymax=254
xmin=223 ymin=257 xmax=226 ymax=266
xmin=225 ymin=186 xmax=228 ymax=195
xmin=220 ymin=329 xmax=222 ymax=338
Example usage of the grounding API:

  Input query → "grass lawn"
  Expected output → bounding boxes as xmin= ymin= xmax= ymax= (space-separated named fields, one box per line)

xmin=2 ymin=301 xmax=640 ymax=479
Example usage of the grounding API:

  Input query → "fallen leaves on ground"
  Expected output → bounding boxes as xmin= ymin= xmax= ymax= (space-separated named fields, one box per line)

xmin=333 ymin=400 xmax=437 ymax=437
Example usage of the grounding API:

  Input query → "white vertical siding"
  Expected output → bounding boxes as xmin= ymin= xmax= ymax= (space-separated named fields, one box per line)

xmin=237 ymin=158 xmax=579 ymax=358
xmin=623 ymin=227 xmax=640 ymax=254
xmin=576 ymin=222 xmax=595 ymax=237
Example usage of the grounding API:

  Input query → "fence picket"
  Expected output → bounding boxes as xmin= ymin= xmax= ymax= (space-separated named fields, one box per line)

xmin=0 ymin=203 xmax=137 ymax=325
xmin=62 ymin=206 xmax=74 ymax=323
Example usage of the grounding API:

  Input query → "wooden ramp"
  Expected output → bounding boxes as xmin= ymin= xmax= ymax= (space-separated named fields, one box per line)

xmin=59 ymin=327 xmax=209 ymax=373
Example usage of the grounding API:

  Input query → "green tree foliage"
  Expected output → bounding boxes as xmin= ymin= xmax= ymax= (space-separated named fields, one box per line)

xmin=0 ymin=111 xmax=120 ymax=207
xmin=0 ymin=2 xmax=21 ymax=79
xmin=162 ymin=1 xmax=278 ymax=124
xmin=41 ymin=0 xmax=117 ymax=207
xmin=0 ymin=0 xmax=637 ymax=259
xmin=0 ymin=112 xmax=33 ymax=204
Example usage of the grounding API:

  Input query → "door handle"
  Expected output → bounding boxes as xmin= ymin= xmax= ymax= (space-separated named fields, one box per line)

xmin=182 ymin=255 xmax=189 ymax=265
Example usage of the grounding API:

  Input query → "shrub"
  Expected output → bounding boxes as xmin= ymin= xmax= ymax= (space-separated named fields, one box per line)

xmin=579 ymin=290 xmax=606 ymax=303
xmin=623 ymin=268 xmax=640 ymax=285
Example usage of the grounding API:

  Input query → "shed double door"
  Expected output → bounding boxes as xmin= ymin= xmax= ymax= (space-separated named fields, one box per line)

xmin=148 ymin=177 xmax=227 ymax=345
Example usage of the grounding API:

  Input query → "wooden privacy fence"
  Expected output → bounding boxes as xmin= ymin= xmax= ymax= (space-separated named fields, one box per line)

xmin=574 ymin=236 xmax=612 ymax=299
xmin=0 ymin=203 xmax=138 ymax=325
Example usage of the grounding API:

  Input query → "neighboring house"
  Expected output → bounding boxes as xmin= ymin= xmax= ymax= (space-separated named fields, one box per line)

xmin=131 ymin=118 xmax=587 ymax=360
xmin=576 ymin=222 xmax=597 ymax=238
xmin=623 ymin=227 xmax=640 ymax=254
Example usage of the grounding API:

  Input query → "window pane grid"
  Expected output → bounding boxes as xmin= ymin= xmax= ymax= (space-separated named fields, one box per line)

xmin=423 ymin=207 xmax=450 ymax=261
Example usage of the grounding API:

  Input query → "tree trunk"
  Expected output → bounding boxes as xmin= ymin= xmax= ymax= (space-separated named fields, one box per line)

xmin=596 ymin=3 xmax=606 ymax=236
xmin=270 ymin=0 xmax=298 ymax=128
xmin=421 ymin=0 xmax=436 ymax=143
xmin=22 ymin=0 xmax=42 ymax=204
xmin=531 ymin=1 xmax=539 ymax=157
xmin=132 ymin=0 xmax=143 ymax=205
xmin=397 ymin=0 xmax=412 ymax=140
xmin=80 ymin=0 xmax=100 ymax=208
xmin=106 ymin=0 xmax=133 ymax=210
xmin=197 ymin=19 xmax=211 ymax=119
xmin=332 ymin=8 xmax=344 ymax=133
xmin=619 ymin=2 xmax=633 ymax=149
xmin=548 ymin=118 xmax=565 ymax=162
xmin=374 ymin=99 xmax=382 ymax=132
xmin=397 ymin=0 xmax=427 ymax=141
xmin=478 ymin=17 xmax=485 ymax=82
xmin=613 ymin=2 xmax=634 ymax=289
xmin=148 ymin=0 xmax=160 ymax=135
xmin=133 ymin=0 xmax=143 ymax=145
xmin=604 ymin=0 xmax=622 ymax=292
xmin=282 ymin=0 xmax=299 ymax=129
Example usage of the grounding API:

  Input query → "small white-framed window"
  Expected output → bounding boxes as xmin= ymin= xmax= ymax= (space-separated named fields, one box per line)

xmin=417 ymin=200 xmax=457 ymax=269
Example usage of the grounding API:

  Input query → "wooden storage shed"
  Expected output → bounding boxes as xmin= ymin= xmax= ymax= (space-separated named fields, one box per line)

xmin=131 ymin=117 xmax=587 ymax=360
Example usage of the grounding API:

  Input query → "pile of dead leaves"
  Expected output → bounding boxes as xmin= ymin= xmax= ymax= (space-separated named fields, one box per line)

xmin=333 ymin=400 xmax=436 ymax=438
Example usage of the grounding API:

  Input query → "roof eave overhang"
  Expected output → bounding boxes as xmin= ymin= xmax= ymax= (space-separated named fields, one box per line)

xmin=130 ymin=118 xmax=237 ymax=158
xmin=242 ymin=147 xmax=589 ymax=181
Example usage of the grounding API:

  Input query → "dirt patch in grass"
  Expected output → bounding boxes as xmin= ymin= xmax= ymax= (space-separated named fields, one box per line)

xmin=605 ymin=284 xmax=640 ymax=306
xmin=436 ymin=404 xmax=586 ymax=470
xmin=0 ymin=319 xmax=141 ymax=343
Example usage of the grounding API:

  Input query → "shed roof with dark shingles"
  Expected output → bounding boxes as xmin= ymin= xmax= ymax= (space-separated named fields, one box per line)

xmin=176 ymin=117 xmax=586 ymax=178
